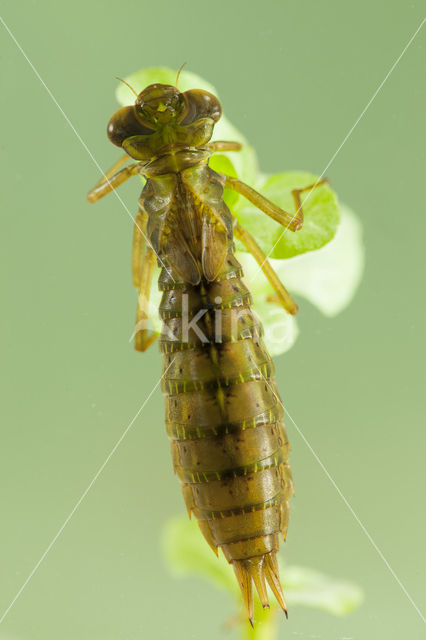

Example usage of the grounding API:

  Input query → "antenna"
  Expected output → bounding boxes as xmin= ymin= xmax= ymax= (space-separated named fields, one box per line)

xmin=116 ymin=77 xmax=138 ymax=98
xmin=175 ymin=62 xmax=187 ymax=88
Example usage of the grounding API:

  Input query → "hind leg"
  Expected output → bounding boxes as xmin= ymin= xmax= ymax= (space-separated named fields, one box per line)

xmin=87 ymin=156 xmax=140 ymax=202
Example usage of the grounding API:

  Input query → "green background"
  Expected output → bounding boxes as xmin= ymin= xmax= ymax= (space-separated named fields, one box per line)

xmin=1 ymin=1 xmax=425 ymax=638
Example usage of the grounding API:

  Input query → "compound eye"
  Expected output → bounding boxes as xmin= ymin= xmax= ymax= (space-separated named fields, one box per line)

xmin=179 ymin=90 xmax=222 ymax=125
xmin=107 ymin=106 xmax=155 ymax=147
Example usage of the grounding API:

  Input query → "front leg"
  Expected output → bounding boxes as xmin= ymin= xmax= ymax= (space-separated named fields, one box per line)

xmin=87 ymin=160 xmax=141 ymax=203
xmin=224 ymin=175 xmax=328 ymax=232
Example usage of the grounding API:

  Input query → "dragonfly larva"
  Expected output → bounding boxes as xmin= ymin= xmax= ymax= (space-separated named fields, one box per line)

xmin=88 ymin=77 xmax=325 ymax=624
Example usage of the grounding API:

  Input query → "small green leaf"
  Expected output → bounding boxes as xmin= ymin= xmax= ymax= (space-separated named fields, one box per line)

xmin=281 ymin=564 xmax=364 ymax=616
xmin=273 ymin=203 xmax=364 ymax=316
xmin=234 ymin=172 xmax=340 ymax=259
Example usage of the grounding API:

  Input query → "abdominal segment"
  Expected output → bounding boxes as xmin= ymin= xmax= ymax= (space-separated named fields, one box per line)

xmin=159 ymin=252 xmax=293 ymax=619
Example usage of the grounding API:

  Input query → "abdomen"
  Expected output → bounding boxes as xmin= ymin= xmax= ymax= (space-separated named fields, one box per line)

xmin=159 ymin=252 xmax=293 ymax=619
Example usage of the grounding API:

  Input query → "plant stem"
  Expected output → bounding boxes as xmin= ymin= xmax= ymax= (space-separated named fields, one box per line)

xmin=242 ymin=603 xmax=279 ymax=640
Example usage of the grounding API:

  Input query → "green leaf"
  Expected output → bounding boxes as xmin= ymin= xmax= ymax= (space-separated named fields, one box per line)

xmin=234 ymin=172 xmax=340 ymax=259
xmin=273 ymin=203 xmax=364 ymax=316
xmin=281 ymin=564 xmax=364 ymax=616
xmin=232 ymin=204 xmax=363 ymax=356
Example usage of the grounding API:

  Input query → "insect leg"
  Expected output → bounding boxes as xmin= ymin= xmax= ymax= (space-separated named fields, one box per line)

xmin=134 ymin=246 xmax=158 ymax=352
xmin=233 ymin=221 xmax=298 ymax=315
xmin=290 ymin=178 xmax=329 ymax=228
xmin=87 ymin=157 xmax=140 ymax=203
xmin=206 ymin=141 xmax=242 ymax=152
xmin=224 ymin=175 xmax=328 ymax=232
xmin=132 ymin=207 xmax=149 ymax=287
xmin=90 ymin=153 xmax=129 ymax=189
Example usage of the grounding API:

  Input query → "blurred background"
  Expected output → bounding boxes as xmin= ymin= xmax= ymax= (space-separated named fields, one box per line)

xmin=1 ymin=1 xmax=425 ymax=638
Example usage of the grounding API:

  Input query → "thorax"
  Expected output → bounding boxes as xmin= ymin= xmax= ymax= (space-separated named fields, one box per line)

xmin=143 ymin=147 xmax=210 ymax=177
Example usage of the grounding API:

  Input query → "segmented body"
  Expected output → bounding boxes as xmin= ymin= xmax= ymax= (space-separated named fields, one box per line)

xmin=141 ymin=162 xmax=294 ymax=611
xmin=160 ymin=252 xmax=293 ymax=552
